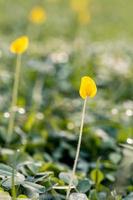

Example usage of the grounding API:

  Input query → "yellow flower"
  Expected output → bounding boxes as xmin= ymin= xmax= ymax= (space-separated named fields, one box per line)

xmin=79 ymin=76 xmax=97 ymax=99
xmin=10 ymin=36 xmax=29 ymax=54
xmin=78 ymin=10 xmax=91 ymax=25
xmin=29 ymin=6 xmax=47 ymax=24
xmin=70 ymin=0 xmax=90 ymax=12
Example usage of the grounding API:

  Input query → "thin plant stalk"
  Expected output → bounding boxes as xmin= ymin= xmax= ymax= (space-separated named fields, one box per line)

xmin=66 ymin=97 xmax=87 ymax=199
xmin=11 ymin=167 xmax=16 ymax=200
xmin=7 ymin=54 xmax=21 ymax=144
xmin=11 ymin=150 xmax=20 ymax=200
xmin=95 ymin=157 xmax=101 ymax=192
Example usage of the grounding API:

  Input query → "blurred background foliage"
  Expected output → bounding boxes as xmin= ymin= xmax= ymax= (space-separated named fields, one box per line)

xmin=0 ymin=0 xmax=133 ymax=199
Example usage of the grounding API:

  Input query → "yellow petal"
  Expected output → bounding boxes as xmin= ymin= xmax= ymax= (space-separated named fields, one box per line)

xmin=29 ymin=6 xmax=47 ymax=24
xmin=10 ymin=36 xmax=29 ymax=54
xmin=78 ymin=10 xmax=91 ymax=25
xmin=79 ymin=76 xmax=97 ymax=99
xmin=70 ymin=0 xmax=90 ymax=12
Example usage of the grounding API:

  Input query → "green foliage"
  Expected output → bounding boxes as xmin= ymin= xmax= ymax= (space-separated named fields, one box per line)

xmin=0 ymin=0 xmax=132 ymax=199
xmin=90 ymin=169 xmax=104 ymax=185
xmin=17 ymin=194 xmax=28 ymax=198
xmin=77 ymin=179 xmax=92 ymax=193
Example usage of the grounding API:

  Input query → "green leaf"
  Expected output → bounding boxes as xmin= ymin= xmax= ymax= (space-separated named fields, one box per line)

xmin=0 ymin=163 xmax=13 ymax=176
xmin=77 ymin=179 xmax=92 ymax=193
xmin=124 ymin=192 xmax=133 ymax=200
xmin=0 ymin=187 xmax=4 ymax=192
xmin=24 ymin=112 xmax=36 ymax=131
xmin=69 ymin=193 xmax=88 ymax=200
xmin=59 ymin=172 xmax=78 ymax=186
xmin=90 ymin=169 xmax=104 ymax=185
xmin=2 ymin=174 xmax=25 ymax=188
xmin=106 ymin=174 xmax=115 ymax=182
xmin=22 ymin=181 xmax=45 ymax=193
xmin=0 ymin=164 xmax=25 ymax=181
xmin=0 ymin=164 xmax=25 ymax=189
xmin=17 ymin=194 xmax=28 ymax=198
xmin=109 ymin=153 xmax=121 ymax=164
xmin=34 ymin=172 xmax=53 ymax=182
xmin=98 ymin=192 xmax=107 ymax=200
xmin=89 ymin=189 xmax=98 ymax=200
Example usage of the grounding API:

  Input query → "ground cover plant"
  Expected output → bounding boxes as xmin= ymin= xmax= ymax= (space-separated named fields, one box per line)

xmin=0 ymin=0 xmax=133 ymax=199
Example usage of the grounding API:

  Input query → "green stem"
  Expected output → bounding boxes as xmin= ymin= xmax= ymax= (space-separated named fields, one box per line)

xmin=11 ymin=167 xmax=16 ymax=200
xmin=95 ymin=157 xmax=101 ymax=191
xmin=66 ymin=98 xmax=87 ymax=199
xmin=7 ymin=54 xmax=21 ymax=144
xmin=11 ymin=150 xmax=20 ymax=200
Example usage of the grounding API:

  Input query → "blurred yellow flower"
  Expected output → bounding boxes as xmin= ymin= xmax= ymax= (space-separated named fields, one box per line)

xmin=70 ymin=0 xmax=90 ymax=12
xmin=29 ymin=6 xmax=47 ymax=24
xmin=78 ymin=10 xmax=91 ymax=25
xmin=10 ymin=36 xmax=29 ymax=54
xmin=70 ymin=0 xmax=91 ymax=25
xmin=79 ymin=76 xmax=97 ymax=99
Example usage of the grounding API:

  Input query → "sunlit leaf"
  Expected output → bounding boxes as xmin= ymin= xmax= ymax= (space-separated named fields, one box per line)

xmin=90 ymin=169 xmax=104 ymax=185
